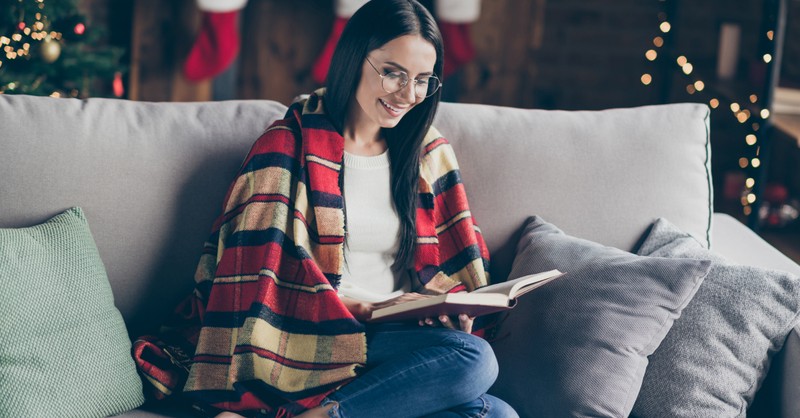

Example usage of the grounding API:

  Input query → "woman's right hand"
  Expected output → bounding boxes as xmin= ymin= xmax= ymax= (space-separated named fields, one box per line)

xmin=340 ymin=293 xmax=432 ymax=322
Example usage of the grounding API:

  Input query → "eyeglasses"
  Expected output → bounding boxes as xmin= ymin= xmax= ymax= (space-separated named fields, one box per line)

xmin=366 ymin=58 xmax=442 ymax=99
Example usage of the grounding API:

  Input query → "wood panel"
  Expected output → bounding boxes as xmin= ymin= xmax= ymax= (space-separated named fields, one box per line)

xmin=120 ymin=0 xmax=666 ymax=109
xmin=455 ymin=0 xmax=547 ymax=107
xmin=129 ymin=0 xmax=211 ymax=102
xmin=125 ymin=0 xmax=555 ymax=105
xmin=237 ymin=0 xmax=332 ymax=104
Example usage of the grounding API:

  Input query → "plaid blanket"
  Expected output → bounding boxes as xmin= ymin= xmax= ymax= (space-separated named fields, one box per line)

xmin=133 ymin=89 xmax=490 ymax=417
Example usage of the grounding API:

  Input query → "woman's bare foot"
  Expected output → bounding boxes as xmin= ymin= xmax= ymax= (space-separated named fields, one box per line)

xmin=214 ymin=412 xmax=246 ymax=418
xmin=294 ymin=402 xmax=337 ymax=417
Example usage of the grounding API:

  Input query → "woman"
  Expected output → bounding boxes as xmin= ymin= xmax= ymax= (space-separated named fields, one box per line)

xmin=135 ymin=1 xmax=517 ymax=417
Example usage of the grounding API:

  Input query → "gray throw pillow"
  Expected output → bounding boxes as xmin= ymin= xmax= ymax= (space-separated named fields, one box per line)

xmin=0 ymin=208 xmax=144 ymax=417
xmin=630 ymin=218 xmax=800 ymax=418
xmin=489 ymin=216 xmax=711 ymax=418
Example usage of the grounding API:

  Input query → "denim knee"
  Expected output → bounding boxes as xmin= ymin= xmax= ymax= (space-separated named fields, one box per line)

xmin=451 ymin=332 xmax=499 ymax=397
xmin=484 ymin=394 xmax=519 ymax=418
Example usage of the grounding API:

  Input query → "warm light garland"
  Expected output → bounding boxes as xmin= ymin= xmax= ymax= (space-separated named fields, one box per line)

xmin=1 ymin=0 xmax=123 ymax=98
xmin=640 ymin=1 xmax=777 ymax=218
xmin=0 ymin=0 xmax=66 ymax=93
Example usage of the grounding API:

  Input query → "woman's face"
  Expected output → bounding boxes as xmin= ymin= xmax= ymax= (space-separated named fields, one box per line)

xmin=349 ymin=34 xmax=437 ymax=133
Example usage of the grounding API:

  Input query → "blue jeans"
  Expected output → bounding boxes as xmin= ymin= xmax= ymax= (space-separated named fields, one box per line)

xmin=322 ymin=323 xmax=518 ymax=418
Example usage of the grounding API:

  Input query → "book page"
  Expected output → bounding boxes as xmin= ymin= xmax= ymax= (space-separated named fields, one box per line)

xmin=471 ymin=269 xmax=563 ymax=298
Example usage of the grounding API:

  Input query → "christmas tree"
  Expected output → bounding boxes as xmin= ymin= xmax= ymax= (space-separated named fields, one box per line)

xmin=0 ymin=0 xmax=125 ymax=98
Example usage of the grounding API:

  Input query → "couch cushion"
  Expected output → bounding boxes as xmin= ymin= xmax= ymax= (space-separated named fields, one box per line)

xmin=0 ymin=96 xmax=711 ymax=336
xmin=631 ymin=218 xmax=800 ymax=418
xmin=0 ymin=95 xmax=288 ymax=337
xmin=489 ymin=216 xmax=711 ymax=417
xmin=0 ymin=207 xmax=144 ymax=416
xmin=434 ymin=102 xmax=712 ymax=282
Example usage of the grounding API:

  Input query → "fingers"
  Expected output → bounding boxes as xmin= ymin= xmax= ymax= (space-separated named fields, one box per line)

xmin=378 ymin=293 xmax=430 ymax=310
xmin=417 ymin=315 xmax=466 ymax=331
xmin=439 ymin=315 xmax=456 ymax=330
xmin=418 ymin=317 xmax=436 ymax=327
xmin=459 ymin=314 xmax=474 ymax=334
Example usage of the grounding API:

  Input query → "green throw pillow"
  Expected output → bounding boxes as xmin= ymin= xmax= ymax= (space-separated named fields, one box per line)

xmin=0 ymin=207 xmax=144 ymax=417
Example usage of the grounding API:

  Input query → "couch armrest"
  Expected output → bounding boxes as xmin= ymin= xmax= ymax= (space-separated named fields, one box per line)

xmin=780 ymin=324 xmax=800 ymax=417
xmin=710 ymin=213 xmax=800 ymax=276
xmin=712 ymin=213 xmax=800 ymax=418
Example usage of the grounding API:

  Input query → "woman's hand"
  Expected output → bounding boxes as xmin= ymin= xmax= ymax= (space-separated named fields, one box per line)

xmin=340 ymin=293 xmax=432 ymax=322
xmin=419 ymin=313 xmax=475 ymax=333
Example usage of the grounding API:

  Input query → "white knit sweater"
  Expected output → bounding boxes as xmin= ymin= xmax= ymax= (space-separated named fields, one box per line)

xmin=339 ymin=150 xmax=411 ymax=302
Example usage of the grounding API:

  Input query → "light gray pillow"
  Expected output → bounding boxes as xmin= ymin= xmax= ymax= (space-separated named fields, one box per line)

xmin=489 ymin=216 xmax=711 ymax=418
xmin=631 ymin=218 xmax=800 ymax=418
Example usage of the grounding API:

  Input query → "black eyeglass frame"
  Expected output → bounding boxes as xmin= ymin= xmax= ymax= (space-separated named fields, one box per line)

xmin=365 ymin=57 xmax=442 ymax=99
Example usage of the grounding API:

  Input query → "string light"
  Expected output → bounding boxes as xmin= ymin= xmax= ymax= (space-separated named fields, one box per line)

xmin=640 ymin=3 xmax=777 ymax=218
xmin=0 ymin=0 xmax=68 ymax=93
xmin=739 ymin=158 xmax=749 ymax=168
xmin=2 ymin=4 xmax=47 ymax=67
xmin=737 ymin=111 xmax=749 ymax=123
xmin=694 ymin=80 xmax=705 ymax=91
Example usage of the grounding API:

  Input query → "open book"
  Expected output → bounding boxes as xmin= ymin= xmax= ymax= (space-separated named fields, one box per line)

xmin=368 ymin=269 xmax=564 ymax=322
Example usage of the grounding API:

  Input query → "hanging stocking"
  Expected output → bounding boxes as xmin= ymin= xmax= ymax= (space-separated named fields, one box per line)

xmin=312 ymin=0 xmax=370 ymax=85
xmin=436 ymin=0 xmax=480 ymax=79
xmin=183 ymin=0 xmax=248 ymax=82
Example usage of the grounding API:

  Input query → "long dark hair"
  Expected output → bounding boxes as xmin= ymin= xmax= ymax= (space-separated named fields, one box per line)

xmin=325 ymin=0 xmax=444 ymax=272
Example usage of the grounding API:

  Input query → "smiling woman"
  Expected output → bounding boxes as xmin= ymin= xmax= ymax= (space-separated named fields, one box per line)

xmin=131 ymin=1 xmax=513 ymax=417
xmin=347 ymin=34 xmax=438 ymax=148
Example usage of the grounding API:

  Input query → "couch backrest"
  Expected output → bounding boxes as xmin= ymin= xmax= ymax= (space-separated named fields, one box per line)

xmin=0 ymin=95 xmax=286 ymax=337
xmin=433 ymin=101 xmax=712 ymax=283
xmin=0 ymin=95 xmax=712 ymax=336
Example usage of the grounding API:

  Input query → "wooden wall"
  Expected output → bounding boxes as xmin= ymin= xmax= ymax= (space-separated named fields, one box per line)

xmin=121 ymin=0 xmax=796 ymax=112
xmin=123 ymin=0 xmax=679 ymax=108
xmin=129 ymin=0 xmax=211 ymax=101
xmin=237 ymin=0 xmax=332 ymax=102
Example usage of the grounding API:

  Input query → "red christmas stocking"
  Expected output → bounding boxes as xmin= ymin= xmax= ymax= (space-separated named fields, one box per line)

xmin=436 ymin=0 xmax=481 ymax=79
xmin=183 ymin=0 xmax=248 ymax=82
xmin=312 ymin=0 xmax=370 ymax=85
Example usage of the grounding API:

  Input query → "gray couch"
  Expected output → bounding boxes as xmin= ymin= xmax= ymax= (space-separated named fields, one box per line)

xmin=1 ymin=94 xmax=798 ymax=417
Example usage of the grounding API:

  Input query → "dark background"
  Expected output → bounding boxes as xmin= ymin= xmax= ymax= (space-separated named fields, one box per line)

xmin=81 ymin=0 xmax=800 ymax=258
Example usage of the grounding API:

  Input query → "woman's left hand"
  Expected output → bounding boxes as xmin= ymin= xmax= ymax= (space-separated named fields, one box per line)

xmin=419 ymin=313 xmax=474 ymax=333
